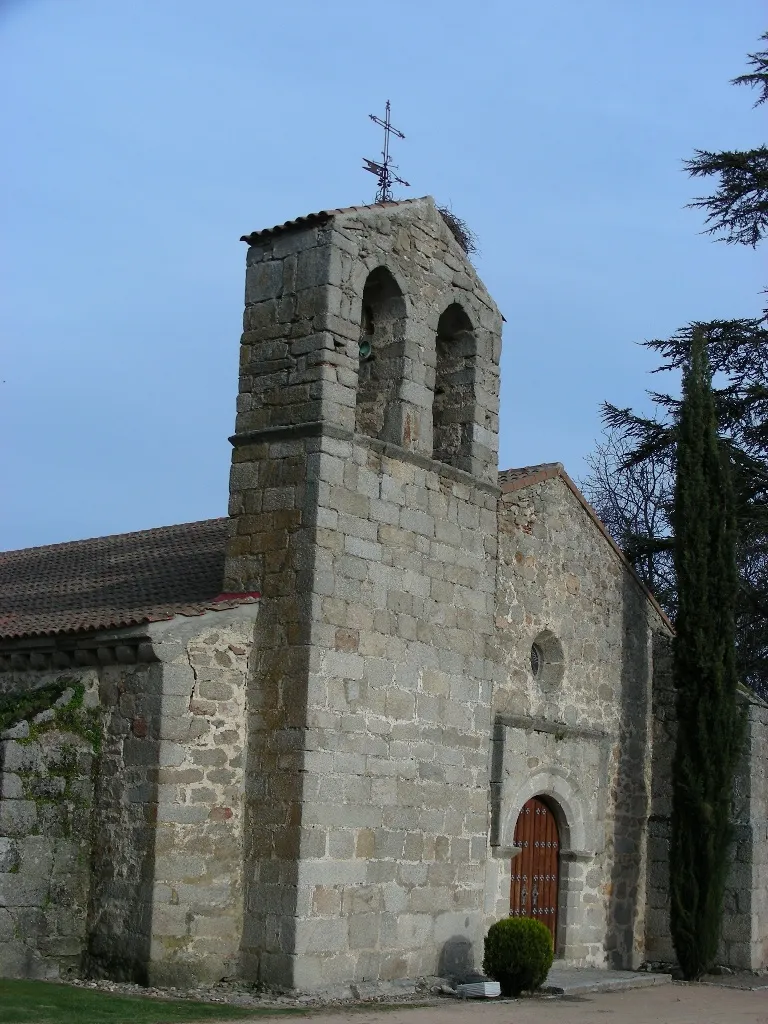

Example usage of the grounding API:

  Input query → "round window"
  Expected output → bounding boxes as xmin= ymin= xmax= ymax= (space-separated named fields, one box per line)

xmin=529 ymin=630 xmax=565 ymax=688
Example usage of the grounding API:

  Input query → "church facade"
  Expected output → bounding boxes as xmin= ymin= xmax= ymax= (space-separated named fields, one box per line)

xmin=0 ymin=198 xmax=766 ymax=989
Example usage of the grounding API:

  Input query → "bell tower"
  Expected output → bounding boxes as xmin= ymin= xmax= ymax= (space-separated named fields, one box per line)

xmin=225 ymin=198 xmax=503 ymax=990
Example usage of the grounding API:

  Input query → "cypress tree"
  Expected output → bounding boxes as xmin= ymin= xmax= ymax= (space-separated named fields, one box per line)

xmin=670 ymin=329 xmax=744 ymax=979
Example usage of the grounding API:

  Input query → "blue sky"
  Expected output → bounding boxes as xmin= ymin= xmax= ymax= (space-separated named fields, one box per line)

xmin=1 ymin=0 xmax=765 ymax=549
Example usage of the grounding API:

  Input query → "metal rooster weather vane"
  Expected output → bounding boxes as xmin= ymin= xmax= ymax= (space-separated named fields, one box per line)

xmin=363 ymin=100 xmax=410 ymax=204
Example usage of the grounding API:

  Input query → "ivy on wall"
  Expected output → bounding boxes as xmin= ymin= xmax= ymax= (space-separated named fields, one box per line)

xmin=0 ymin=680 xmax=101 ymax=751
xmin=0 ymin=680 xmax=71 ymax=734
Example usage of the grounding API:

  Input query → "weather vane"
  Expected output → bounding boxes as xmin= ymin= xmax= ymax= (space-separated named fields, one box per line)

xmin=363 ymin=100 xmax=410 ymax=204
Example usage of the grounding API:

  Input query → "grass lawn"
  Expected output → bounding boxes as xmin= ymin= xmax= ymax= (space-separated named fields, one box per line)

xmin=0 ymin=979 xmax=305 ymax=1024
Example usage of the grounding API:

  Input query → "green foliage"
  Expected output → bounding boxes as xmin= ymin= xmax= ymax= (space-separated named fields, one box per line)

xmin=684 ymin=146 xmax=768 ymax=247
xmin=684 ymin=31 xmax=768 ymax=247
xmin=482 ymin=917 xmax=554 ymax=997
xmin=592 ymin=317 xmax=768 ymax=701
xmin=0 ymin=978 xmax=287 ymax=1023
xmin=584 ymin=34 xmax=768 ymax=701
xmin=731 ymin=31 xmax=768 ymax=107
xmin=670 ymin=330 xmax=746 ymax=979
xmin=0 ymin=681 xmax=70 ymax=734
xmin=4 ymin=681 xmax=102 ymax=754
xmin=52 ymin=684 xmax=102 ymax=753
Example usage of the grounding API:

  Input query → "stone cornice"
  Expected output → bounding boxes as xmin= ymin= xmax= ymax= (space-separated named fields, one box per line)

xmin=229 ymin=422 xmax=500 ymax=495
xmin=0 ymin=624 xmax=156 ymax=672
xmin=495 ymin=713 xmax=612 ymax=745
xmin=0 ymin=603 xmax=261 ymax=673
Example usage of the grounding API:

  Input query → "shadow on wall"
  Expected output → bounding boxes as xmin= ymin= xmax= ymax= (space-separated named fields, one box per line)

xmin=0 ymin=680 xmax=100 ymax=980
xmin=239 ymin=560 xmax=313 ymax=986
xmin=605 ymin=576 xmax=651 ymax=968
xmin=85 ymin=668 xmax=161 ymax=984
xmin=438 ymin=935 xmax=476 ymax=982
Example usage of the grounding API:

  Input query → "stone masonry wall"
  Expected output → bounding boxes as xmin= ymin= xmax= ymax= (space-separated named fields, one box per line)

xmin=227 ymin=435 xmax=316 ymax=986
xmin=291 ymin=436 xmax=498 ymax=992
xmin=0 ymin=671 xmax=99 ymax=980
xmin=85 ymin=657 xmax=161 ymax=981
xmin=491 ymin=473 xmax=670 ymax=968
xmin=722 ymin=696 xmax=768 ymax=969
xmin=229 ymin=198 xmax=501 ymax=507
xmin=228 ymin=408 xmax=501 ymax=993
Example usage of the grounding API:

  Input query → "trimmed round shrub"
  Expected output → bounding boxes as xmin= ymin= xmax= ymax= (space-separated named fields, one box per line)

xmin=482 ymin=917 xmax=554 ymax=997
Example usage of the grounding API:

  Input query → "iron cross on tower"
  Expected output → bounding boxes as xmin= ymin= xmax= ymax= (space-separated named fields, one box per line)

xmin=363 ymin=100 xmax=410 ymax=204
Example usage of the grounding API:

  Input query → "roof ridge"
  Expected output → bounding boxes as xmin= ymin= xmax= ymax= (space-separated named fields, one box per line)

xmin=498 ymin=462 xmax=562 ymax=480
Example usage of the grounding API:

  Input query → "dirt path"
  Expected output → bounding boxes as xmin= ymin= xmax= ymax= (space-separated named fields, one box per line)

xmin=209 ymin=983 xmax=768 ymax=1024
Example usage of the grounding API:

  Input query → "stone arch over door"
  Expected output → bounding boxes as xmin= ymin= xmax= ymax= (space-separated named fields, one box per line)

xmin=501 ymin=772 xmax=591 ymax=855
xmin=501 ymin=773 xmax=595 ymax=960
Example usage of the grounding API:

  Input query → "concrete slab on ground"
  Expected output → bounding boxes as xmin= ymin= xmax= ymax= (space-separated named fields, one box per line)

xmin=542 ymin=966 xmax=673 ymax=995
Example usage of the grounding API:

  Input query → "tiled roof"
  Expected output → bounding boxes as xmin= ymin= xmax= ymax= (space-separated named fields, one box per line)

xmin=498 ymin=463 xmax=562 ymax=490
xmin=0 ymin=519 xmax=241 ymax=640
xmin=240 ymin=198 xmax=423 ymax=245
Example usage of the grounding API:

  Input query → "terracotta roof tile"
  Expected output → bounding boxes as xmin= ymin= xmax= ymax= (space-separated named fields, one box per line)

xmin=0 ymin=519 xmax=243 ymax=640
xmin=498 ymin=463 xmax=562 ymax=490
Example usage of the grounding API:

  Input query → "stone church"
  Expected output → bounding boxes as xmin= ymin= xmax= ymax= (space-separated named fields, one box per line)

xmin=0 ymin=197 xmax=766 ymax=990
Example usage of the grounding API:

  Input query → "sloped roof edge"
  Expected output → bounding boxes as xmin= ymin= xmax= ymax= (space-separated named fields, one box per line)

xmin=240 ymin=198 xmax=427 ymax=245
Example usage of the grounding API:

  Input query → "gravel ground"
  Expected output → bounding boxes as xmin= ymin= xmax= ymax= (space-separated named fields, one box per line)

xmin=66 ymin=975 xmax=446 ymax=1012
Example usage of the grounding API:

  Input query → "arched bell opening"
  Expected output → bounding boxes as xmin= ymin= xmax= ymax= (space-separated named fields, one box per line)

xmin=432 ymin=302 xmax=477 ymax=470
xmin=355 ymin=267 xmax=407 ymax=442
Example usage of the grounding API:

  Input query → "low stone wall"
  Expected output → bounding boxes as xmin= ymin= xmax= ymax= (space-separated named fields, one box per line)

xmin=0 ymin=673 xmax=100 ymax=979
xmin=0 ymin=606 xmax=258 ymax=987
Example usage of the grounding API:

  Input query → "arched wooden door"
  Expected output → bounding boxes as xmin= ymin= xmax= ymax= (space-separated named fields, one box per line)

xmin=510 ymin=797 xmax=559 ymax=944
